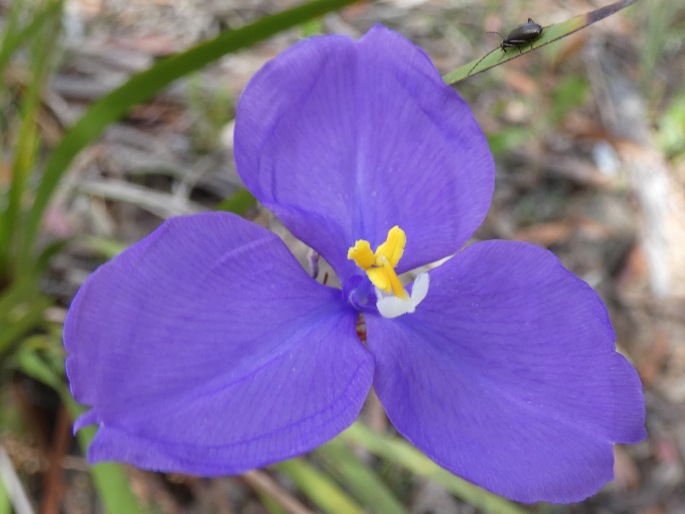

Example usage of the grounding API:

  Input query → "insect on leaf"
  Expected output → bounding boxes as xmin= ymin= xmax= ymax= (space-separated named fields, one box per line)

xmin=444 ymin=0 xmax=641 ymax=84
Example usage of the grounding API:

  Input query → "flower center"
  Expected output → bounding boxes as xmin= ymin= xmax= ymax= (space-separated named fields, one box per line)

xmin=347 ymin=226 xmax=429 ymax=318
xmin=347 ymin=226 xmax=409 ymax=299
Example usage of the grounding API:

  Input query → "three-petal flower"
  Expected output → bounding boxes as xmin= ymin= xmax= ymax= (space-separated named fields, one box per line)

xmin=64 ymin=25 xmax=646 ymax=503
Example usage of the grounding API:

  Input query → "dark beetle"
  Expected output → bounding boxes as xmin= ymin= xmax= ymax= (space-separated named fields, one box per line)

xmin=468 ymin=18 xmax=544 ymax=76
xmin=495 ymin=18 xmax=543 ymax=53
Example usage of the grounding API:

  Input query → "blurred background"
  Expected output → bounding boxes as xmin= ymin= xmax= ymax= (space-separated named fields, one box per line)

xmin=1 ymin=0 xmax=683 ymax=512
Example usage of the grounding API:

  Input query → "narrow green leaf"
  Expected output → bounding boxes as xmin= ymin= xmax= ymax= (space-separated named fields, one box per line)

xmin=24 ymin=0 xmax=359 ymax=263
xmin=316 ymin=438 xmax=409 ymax=514
xmin=0 ymin=475 xmax=11 ymax=514
xmin=0 ymin=293 xmax=51 ymax=356
xmin=0 ymin=279 xmax=46 ymax=357
xmin=340 ymin=423 xmax=529 ymax=514
xmin=0 ymin=0 xmax=63 ymax=75
xmin=79 ymin=236 xmax=127 ymax=260
xmin=34 ymin=238 xmax=69 ymax=275
xmin=0 ymin=278 xmax=38 ymax=316
xmin=74 ymin=425 xmax=148 ymax=514
xmin=1 ymin=0 xmax=63 ymax=277
xmin=444 ymin=0 xmax=641 ymax=84
xmin=14 ymin=344 xmax=63 ymax=391
xmin=257 ymin=492 xmax=289 ymax=514
xmin=276 ymin=459 xmax=364 ymax=514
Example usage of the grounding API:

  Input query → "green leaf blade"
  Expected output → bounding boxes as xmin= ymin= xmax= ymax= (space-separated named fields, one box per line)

xmin=25 ymin=0 xmax=359 ymax=263
xmin=276 ymin=459 xmax=365 ymax=514
xmin=316 ymin=438 xmax=409 ymax=514
xmin=341 ymin=423 xmax=529 ymax=514
xmin=444 ymin=0 xmax=641 ymax=84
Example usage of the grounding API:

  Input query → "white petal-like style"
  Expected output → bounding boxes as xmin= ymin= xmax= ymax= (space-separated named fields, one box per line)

xmin=376 ymin=272 xmax=430 ymax=318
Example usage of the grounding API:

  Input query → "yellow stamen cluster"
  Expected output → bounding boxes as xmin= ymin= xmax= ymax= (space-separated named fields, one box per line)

xmin=347 ymin=226 xmax=408 ymax=299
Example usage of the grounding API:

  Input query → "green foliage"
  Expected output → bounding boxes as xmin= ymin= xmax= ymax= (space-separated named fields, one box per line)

xmin=0 ymin=0 xmax=63 ymax=76
xmin=550 ymin=76 xmax=590 ymax=125
xmin=277 ymin=459 xmax=365 ymax=514
xmin=22 ymin=0 xmax=360 ymax=270
xmin=0 ymin=0 xmax=63 ymax=283
xmin=658 ymin=94 xmax=685 ymax=159
xmin=341 ymin=423 xmax=529 ymax=514
xmin=257 ymin=493 xmax=289 ymax=514
xmin=0 ymin=279 xmax=52 ymax=357
xmin=638 ymin=0 xmax=683 ymax=93
xmin=487 ymin=127 xmax=532 ymax=156
xmin=0 ymin=0 xmax=360 ymax=353
xmin=316 ymin=438 xmax=409 ymax=513
xmin=0 ymin=481 xmax=10 ymax=514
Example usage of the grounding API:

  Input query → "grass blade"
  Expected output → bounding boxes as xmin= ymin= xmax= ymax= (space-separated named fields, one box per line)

xmin=316 ymin=438 xmax=409 ymax=514
xmin=0 ymin=477 xmax=10 ymax=514
xmin=0 ymin=280 xmax=52 ymax=356
xmin=0 ymin=0 xmax=63 ymax=277
xmin=71 ymin=425 xmax=148 ymax=514
xmin=0 ymin=0 xmax=63 ymax=75
xmin=445 ymin=0 xmax=641 ymax=83
xmin=276 ymin=459 xmax=364 ymax=514
xmin=23 ymin=0 xmax=359 ymax=264
xmin=340 ymin=423 xmax=529 ymax=514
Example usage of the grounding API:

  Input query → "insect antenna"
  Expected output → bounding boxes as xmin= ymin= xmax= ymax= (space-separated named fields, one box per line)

xmin=467 ymin=30 xmax=509 ymax=77
xmin=467 ymin=45 xmax=500 ymax=77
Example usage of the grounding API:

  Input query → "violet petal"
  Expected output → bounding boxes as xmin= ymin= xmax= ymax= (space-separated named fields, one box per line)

xmin=234 ymin=25 xmax=494 ymax=281
xmin=65 ymin=212 xmax=373 ymax=474
xmin=366 ymin=240 xmax=646 ymax=503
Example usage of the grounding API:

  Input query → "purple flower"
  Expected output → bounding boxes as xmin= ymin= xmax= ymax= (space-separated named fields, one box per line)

xmin=64 ymin=25 xmax=646 ymax=503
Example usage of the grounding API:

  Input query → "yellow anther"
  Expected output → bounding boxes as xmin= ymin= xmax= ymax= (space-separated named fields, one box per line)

xmin=375 ymin=226 xmax=405 ymax=267
xmin=347 ymin=240 xmax=375 ymax=270
xmin=348 ymin=226 xmax=409 ymax=299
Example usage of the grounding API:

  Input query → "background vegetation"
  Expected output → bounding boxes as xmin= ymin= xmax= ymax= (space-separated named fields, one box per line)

xmin=1 ymin=0 xmax=683 ymax=512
